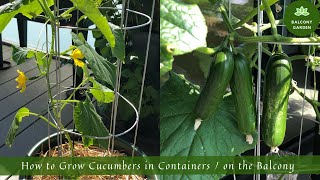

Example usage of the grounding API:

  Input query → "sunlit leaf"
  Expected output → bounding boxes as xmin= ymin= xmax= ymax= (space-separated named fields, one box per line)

xmin=160 ymin=0 xmax=207 ymax=85
xmin=5 ymin=107 xmax=30 ymax=147
xmin=0 ymin=11 xmax=19 ymax=32
xmin=70 ymin=0 xmax=115 ymax=47
xmin=0 ymin=0 xmax=53 ymax=32
xmin=90 ymin=79 xmax=114 ymax=103
xmin=160 ymin=0 xmax=207 ymax=55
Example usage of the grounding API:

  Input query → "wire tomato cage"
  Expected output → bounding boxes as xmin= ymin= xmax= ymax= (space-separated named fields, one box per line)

xmin=42 ymin=0 xmax=156 ymax=159
xmin=226 ymin=0 xmax=320 ymax=179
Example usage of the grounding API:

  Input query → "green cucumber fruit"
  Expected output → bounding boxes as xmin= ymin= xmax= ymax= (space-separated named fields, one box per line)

xmin=195 ymin=48 xmax=234 ymax=120
xmin=230 ymin=53 xmax=256 ymax=144
xmin=262 ymin=53 xmax=292 ymax=151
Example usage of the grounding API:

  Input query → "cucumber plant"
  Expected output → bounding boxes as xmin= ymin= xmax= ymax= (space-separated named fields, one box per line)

xmin=160 ymin=1 xmax=320 ymax=173
xmin=1 ymin=0 xmax=124 ymax=152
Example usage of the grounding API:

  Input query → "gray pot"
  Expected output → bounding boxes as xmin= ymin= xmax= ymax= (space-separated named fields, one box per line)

xmin=25 ymin=131 xmax=158 ymax=179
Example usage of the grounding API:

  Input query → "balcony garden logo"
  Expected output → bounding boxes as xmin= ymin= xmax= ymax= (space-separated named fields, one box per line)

xmin=284 ymin=1 xmax=320 ymax=36
xmin=294 ymin=6 xmax=309 ymax=17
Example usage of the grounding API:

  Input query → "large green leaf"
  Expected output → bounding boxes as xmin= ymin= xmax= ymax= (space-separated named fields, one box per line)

xmin=160 ymin=0 xmax=207 ymax=55
xmin=71 ymin=32 xmax=116 ymax=87
xmin=0 ymin=11 xmax=18 ymax=33
xmin=160 ymin=0 xmax=207 ymax=85
xmin=5 ymin=107 xmax=30 ymax=147
xmin=90 ymin=79 xmax=114 ymax=103
xmin=19 ymin=0 xmax=54 ymax=19
xmin=12 ymin=45 xmax=34 ymax=65
xmin=70 ymin=0 xmax=115 ymax=48
xmin=109 ymin=23 xmax=125 ymax=61
xmin=74 ymin=95 xmax=109 ymax=148
xmin=0 ymin=0 xmax=53 ymax=32
xmin=160 ymin=73 xmax=257 ymax=179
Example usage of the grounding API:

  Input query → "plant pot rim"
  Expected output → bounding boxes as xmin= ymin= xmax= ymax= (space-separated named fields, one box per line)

xmin=26 ymin=131 xmax=158 ymax=179
xmin=27 ymin=130 xmax=145 ymax=157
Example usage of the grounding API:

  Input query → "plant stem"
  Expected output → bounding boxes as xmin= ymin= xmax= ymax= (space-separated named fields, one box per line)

xmin=252 ymin=63 xmax=266 ymax=76
xmin=59 ymin=77 xmax=90 ymax=114
xmin=219 ymin=4 xmax=235 ymax=33
xmin=36 ymin=0 xmax=55 ymax=22
xmin=233 ymin=0 xmax=279 ymax=29
xmin=261 ymin=0 xmax=282 ymax=52
xmin=251 ymin=54 xmax=258 ymax=67
xmin=53 ymin=100 xmax=80 ymax=104
xmin=60 ymin=46 xmax=76 ymax=56
xmin=236 ymin=34 xmax=320 ymax=43
xmin=59 ymin=7 xmax=76 ymax=19
xmin=195 ymin=47 xmax=220 ymax=55
xmin=292 ymin=82 xmax=320 ymax=119
xmin=29 ymin=112 xmax=74 ymax=155
xmin=290 ymin=55 xmax=320 ymax=62
xmin=314 ymin=70 xmax=317 ymax=100
xmin=45 ymin=24 xmax=56 ymax=111
xmin=41 ymin=0 xmax=55 ymax=21
xmin=262 ymin=46 xmax=273 ymax=56
xmin=29 ymin=112 xmax=58 ymax=129
xmin=261 ymin=0 xmax=277 ymax=35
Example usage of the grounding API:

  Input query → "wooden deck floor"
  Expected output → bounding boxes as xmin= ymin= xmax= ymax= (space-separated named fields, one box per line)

xmin=0 ymin=44 xmax=74 ymax=156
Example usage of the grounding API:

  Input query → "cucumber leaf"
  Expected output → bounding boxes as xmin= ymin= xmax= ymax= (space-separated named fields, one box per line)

xmin=70 ymin=0 xmax=115 ymax=48
xmin=0 ymin=0 xmax=54 ymax=32
xmin=90 ymin=79 xmax=114 ymax=103
xmin=19 ymin=0 xmax=54 ymax=19
xmin=160 ymin=73 xmax=257 ymax=179
xmin=12 ymin=45 xmax=35 ymax=65
xmin=160 ymin=0 xmax=207 ymax=84
xmin=5 ymin=107 xmax=30 ymax=147
xmin=109 ymin=23 xmax=125 ymax=61
xmin=0 ymin=12 xmax=17 ymax=33
xmin=74 ymin=94 xmax=109 ymax=148
xmin=72 ymin=32 xmax=116 ymax=87
xmin=160 ymin=0 xmax=207 ymax=55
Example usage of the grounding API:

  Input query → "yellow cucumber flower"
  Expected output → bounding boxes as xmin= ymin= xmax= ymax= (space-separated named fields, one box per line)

xmin=73 ymin=58 xmax=85 ymax=68
xmin=71 ymin=48 xmax=85 ymax=68
xmin=16 ymin=70 xmax=28 ymax=93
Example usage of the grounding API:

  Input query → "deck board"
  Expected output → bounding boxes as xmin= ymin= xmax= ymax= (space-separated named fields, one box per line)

xmin=0 ymin=44 xmax=74 ymax=156
xmin=0 ymin=75 xmax=73 ymax=145
xmin=1 ymin=45 xmax=13 ymax=62
xmin=0 ymin=62 xmax=58 ymax=100
xmin=0 ymin=105 xmax=74 ymax=156
xmin=2 ymin=45 xmax=11 ymax=53
xmin=0 ymin=64 xmax=72 ymax=121
xmin=0 ymin=60 xmax=37 ymax=86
